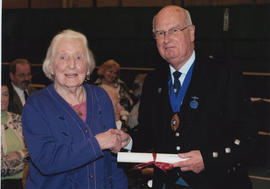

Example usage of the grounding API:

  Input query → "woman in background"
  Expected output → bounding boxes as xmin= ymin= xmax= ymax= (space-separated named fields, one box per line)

xmin=95 ymin=59 xmax=133 ymax=112
xmin=1 ymin=82 xmax=28 ymax=189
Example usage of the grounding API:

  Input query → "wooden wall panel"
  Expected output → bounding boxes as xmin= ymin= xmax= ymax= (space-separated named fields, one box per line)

xmin=73 ymin=0 xmax=93 ymax=7
xmin=122 ymin=0 xmax=175 ymax=7
xmin=31 ymin=0 xmax=62 ymax=8
xmin=97 ymin=0 xmax=120 ymax=7
xmin=2 ymin=0 xmax=269 ymax=9
xmin=2 ymin=0 xmax=28 ymax=9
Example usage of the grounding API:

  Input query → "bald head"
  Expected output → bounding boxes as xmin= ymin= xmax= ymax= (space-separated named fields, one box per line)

xmin=152 ymin=5 xmax=192 ymax=33
xmin=152 ymin=5 xmax=195 ymax=70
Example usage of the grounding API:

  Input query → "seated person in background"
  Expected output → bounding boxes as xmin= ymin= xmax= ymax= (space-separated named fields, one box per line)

xmin=1 ymin=81 xmax=29 ymax=189
xmin=101 ymin=84 xmax=130 ymax=132
xmin=95 ymin=59 xmax=133 ymax=111
xmin=8 ymin=58 xmax=36 ymax=114
xmin=128 ymin=73 xmax=147 ymax=129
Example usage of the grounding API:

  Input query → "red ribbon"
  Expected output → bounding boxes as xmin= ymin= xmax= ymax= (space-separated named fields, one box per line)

xmin=134 ymin=153 xmax=174 ymax=174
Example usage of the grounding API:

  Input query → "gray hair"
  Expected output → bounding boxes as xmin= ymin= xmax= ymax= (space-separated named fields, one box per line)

xmin=42 ymin=29 xmax=96 ymax=81
xmin=152 ymin=6 xmax=193 ymax=33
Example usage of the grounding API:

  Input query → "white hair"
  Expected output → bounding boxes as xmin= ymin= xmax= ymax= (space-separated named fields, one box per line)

xmin=42 ymin=29 xmax=96 ymax=81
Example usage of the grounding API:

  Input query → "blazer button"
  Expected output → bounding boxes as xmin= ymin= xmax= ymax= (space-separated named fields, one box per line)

xmin=176 ymin=146 xmax=181 ymax=151
xmin=175 ymin=132 xmax=180 ymax=137
xmin=84 ymin=128 xmax=88 ymax=133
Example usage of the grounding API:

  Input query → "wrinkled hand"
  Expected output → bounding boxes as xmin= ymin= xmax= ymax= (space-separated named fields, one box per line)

xmin=95 ymin=129 xmax=123 ymax=153
xmin=173 ymin=150 xmax=205 ymax=174
xmin=118 ymin=130 xmax=131 ymax=148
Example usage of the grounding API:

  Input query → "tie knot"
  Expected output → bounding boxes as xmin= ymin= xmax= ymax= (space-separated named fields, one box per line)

xmin=173 ymin=71 xmax=181 ymax=80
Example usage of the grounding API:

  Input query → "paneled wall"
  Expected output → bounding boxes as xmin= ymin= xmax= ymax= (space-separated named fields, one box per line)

xmin=2 ymin=6 xmax=269 ymax=73
xmin=2 ymin=0 xmax=269 ymax=8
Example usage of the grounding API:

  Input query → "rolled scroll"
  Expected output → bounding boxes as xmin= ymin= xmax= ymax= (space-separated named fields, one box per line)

xmin=117 ymin=152 xmax=187 ymax=164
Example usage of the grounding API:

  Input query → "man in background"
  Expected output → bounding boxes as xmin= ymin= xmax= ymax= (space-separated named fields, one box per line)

xmin=8 ymin=58 xmax=36 ymax=114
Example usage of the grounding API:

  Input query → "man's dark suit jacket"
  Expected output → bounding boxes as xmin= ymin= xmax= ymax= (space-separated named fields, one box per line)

xmin=135 ymin=55 xmax=257 ymax=189
xmin=8 ymin=84 xmax=36 ymax=115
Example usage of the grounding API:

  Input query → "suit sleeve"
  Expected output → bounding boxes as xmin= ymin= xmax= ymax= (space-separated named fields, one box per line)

xmin=132 ymin=74 xmax=156 ymax=152
xmin=201 ymin=66 xmax=258 ymax=175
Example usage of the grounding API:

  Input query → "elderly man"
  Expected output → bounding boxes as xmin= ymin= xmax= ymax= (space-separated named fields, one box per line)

xmin=8 ymin=58 xmax=36 ymax=114
xmin=135 ymin=5 xmax=257 ymax=189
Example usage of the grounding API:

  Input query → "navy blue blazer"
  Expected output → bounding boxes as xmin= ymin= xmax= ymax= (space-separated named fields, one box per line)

xmin=22 ymin=84 xmax=128 ymax=189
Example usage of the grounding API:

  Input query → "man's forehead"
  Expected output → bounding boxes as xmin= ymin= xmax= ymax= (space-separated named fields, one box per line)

xmin=16 ymin=63 xmax=31 ymax=72
xmin=155 ymin=9 xmax=185 ymax=27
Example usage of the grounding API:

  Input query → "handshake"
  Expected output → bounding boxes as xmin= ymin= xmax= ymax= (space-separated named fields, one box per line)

xmin=95 ymin=129 xmax=131 ymax=153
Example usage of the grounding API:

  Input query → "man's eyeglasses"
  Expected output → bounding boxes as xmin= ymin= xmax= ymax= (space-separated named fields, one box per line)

xmin=15 ymin=73 xmax=32 ymax=79
xmin=153 ymin=25 xmax=191 ymax=39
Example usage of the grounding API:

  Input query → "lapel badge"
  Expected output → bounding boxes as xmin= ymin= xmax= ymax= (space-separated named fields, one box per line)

xmin=158 ymin=88 xmax=162 ymax=94
xmin=189 ymin=96 xmax=199 ymax=109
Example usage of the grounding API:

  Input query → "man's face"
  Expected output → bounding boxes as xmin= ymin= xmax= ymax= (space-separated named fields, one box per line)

xmin=10 ymin=64 xmax=32 ymax=90
xmin=154 ymin=7 xmax=195 ymax=70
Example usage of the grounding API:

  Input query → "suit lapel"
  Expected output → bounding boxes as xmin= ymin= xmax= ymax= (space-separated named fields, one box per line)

xmin=182 ymin=59 xmax=206 ymax=109
xmin=160 ymin=65 xmax=173 ymax=114
xmin=12 ymin=88 xmax=23 ymax=110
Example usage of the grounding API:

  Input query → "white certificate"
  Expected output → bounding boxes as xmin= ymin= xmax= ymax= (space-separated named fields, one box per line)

xmin=117 ymin=152 xmax=188 ymax=164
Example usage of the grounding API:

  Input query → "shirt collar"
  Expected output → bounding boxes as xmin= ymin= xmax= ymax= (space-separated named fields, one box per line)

xmin=12 ymin=83 xmax=25 ymax=96
xmin=169 ymin=50 xmax=195 ymax=75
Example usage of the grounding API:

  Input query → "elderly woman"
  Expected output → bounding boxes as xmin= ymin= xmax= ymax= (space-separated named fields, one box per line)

xmin=22 ymin=29 xmax=130 ymax=189
xmin=1 ymin=82 xmax=28 ymax=189
xmin=95 ymin=59 xmax=133 ymax=112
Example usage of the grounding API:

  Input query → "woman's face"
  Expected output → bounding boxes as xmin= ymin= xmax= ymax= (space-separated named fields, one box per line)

xmin=1 ymin=85 xmax=9 ymax=111
xmin=52 ymin=38 xmax=89 ymax=90
xmin=103 ymin=66 xmax=118 ymax=84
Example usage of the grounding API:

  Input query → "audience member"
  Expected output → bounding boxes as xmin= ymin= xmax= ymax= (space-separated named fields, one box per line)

xmin=134 ymin=5 xmax=257 ymax=189
xmin=95 ymin=59 xmax=134 ymax=111
xmin=1 ymin=81 xmax=29 ymax=189
xmin=128 ymin=73 xmax=147 ymax=129
xmin=8 ymin=58 xmax=36 ymax=114
xmin=102 ymin=84 xmax=132 ymax=134
xmin=22 ymin=29 xmax=130 ymax=188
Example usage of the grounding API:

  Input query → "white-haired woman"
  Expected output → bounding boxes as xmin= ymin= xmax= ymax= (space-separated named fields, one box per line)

xmin=22 ymin=29 xmax=130 ymax=189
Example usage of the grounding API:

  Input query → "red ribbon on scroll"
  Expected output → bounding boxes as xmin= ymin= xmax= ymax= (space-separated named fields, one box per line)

xmin=134 ymin=153 xmax=174 ymax=174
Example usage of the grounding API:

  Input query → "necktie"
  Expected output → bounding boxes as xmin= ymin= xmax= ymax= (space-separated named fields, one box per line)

xmin=173 ymin=71 xmax=182 ymax=95
xmin=24 ymin=90 xmax=29 ymax=101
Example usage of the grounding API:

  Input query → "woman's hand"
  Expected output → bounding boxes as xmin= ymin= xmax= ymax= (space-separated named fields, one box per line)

xmin=95 ymin=129 xmax=123 ymax=153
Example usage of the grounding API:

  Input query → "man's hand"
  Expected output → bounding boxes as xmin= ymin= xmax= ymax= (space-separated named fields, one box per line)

xmin=173 ymin=150 xmax=205 ymax=174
